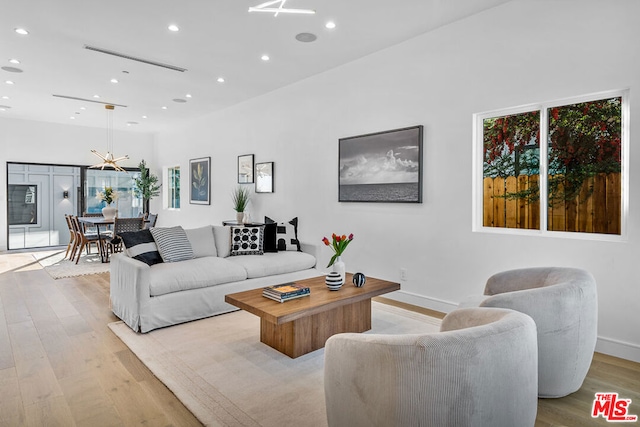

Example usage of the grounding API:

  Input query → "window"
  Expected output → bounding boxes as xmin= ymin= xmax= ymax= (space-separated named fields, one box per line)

xmin=166 ymin=166 xmax=180 ymax=209
xmin=474 ymin=90 xmax=627 ymax=239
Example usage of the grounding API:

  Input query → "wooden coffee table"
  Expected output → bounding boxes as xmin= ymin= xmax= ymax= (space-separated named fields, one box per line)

xmin=225 ymin=273 xmax=400 ymax=358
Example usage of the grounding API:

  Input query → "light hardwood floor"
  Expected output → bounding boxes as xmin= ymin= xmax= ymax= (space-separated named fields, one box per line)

xmin=1 ymin=251 xmax=638 ymax=426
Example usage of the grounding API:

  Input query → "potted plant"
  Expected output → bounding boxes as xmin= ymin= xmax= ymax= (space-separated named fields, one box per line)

xmin=133 ymin=159 xmax=161 ymax=216
xmin=96 ymin=186 xmax=118 ymax=219
xmin=232 ymin=186 xmax=250 ymax=223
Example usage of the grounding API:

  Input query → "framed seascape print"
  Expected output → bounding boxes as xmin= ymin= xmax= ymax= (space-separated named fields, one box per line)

xmin=238 ymin=154 xmax=254 ymax=183
xmin=339 ymin=125 xmax=423 ymax=203
xmin=255 ymin=162 xmax=274 ymax=193
xmin=189 ymin=157 xmax=210 ymax=205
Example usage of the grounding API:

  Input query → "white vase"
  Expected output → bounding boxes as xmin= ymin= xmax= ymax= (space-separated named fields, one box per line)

xmin=332 ymin=256 xmax=346 ymax=284
xmin=102 ymin=205 xmax=117 ymax=220
xmin=236 ymin=211 xmax=244 ymax=223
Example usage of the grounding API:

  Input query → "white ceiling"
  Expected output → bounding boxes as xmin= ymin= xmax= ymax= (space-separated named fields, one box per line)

xmin=1 ymin=0 xmax=510 ymax=133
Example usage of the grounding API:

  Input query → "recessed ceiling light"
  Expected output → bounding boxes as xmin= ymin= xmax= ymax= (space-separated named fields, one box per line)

xmin=9 ymin=59 xmax=20 ymax=64
xmin=142 ymin=115 xmax=148 ymax=119
xmin=93 ymin=94 xmax=100 ymax=98
xmin=185 ymin=93 xmax=192 ymax=98
xmin=14 ymin=28 xmax=29 ymax=35
xmin=110 ymin=78 xmax=119 ymax=83
xmin=5 ymin=81 xmax=14 ymax=85
xmin=261 ymin=55 xmax=270 ymax=61
xmin=1 ymin=96 xmax=9 ymax=100
xmin=80 ymin=106 xmax=86 ymax=110
xmin=325 ymin=21 xmax=336 ymax=29
xmin=161 ymin=106 xmax=168 ymax=110
xmin=217 ymin=77 xmax=225 ymax=83
xmin=70 ymin=116 xmax=75 ymax=120
xmin=168 ymin=24 xmax=180 ymax=32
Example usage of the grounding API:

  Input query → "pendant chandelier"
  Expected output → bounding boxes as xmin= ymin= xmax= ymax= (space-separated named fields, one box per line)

xmin=90 ymin=104 xmax=129 ymax=172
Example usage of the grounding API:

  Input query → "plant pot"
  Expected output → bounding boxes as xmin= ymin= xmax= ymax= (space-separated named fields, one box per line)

xmin=236 ymin=211 xmax=244 ymax=223
xmin=102 ymin=205 xmax=117 ymax=220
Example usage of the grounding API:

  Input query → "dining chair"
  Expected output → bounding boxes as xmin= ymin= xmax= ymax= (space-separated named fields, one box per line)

xmin=64 ymin=214 xmax=77 ymax=260
xmin=107 ymin=217 xmax=145 ymax=254
xmin=71 ymin=215 xmax=101 ymax=264
xmin=145 ymin=213 xmax=158 ymax=229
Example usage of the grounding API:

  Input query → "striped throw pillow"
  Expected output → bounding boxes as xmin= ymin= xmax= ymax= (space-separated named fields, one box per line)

xmin=150 ymin=226 xmax=195 ymax=262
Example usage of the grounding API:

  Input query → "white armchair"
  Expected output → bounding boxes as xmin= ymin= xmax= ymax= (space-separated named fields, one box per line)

xmin=324 ymin=307 xmax=538 ymax=427
xmin=479 ymin=267 xmax=598 ymax=398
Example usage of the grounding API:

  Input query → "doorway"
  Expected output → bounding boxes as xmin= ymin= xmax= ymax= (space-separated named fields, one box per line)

xmin=7 ymin=162 xmax=142 ymax=250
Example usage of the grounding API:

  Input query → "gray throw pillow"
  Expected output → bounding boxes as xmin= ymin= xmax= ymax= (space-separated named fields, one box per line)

xmin=184 ymin=225 xmax=217 ymax=258
xmin=150 ymin=226 xmax=195 ymax=262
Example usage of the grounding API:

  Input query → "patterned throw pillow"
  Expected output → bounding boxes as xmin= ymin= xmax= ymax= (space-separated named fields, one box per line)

xmin=264 ymin=216 xmax=300 ymax=251
xmin=119 ymin=229 xmax=163 ymax=266
xmin=150 ymin=226 xmax=195 ymax=262
xmin=230 ymin=226 xmax=264 ymax=256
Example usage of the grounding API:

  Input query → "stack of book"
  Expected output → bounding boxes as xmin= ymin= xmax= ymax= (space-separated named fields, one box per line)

xmin=263 ymin=283 xmax=310 ymax=303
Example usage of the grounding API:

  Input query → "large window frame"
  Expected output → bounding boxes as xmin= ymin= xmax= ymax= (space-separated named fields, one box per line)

xmin=164 ymin=165 xmax=181 ymax=210
xmin=473 ymin=89 xmax=629 ymax=241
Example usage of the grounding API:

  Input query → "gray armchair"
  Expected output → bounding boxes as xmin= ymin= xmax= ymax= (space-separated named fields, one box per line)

xmin=324 ymin=307 xmax=538 ymax=427
xmin=479 ymin=267 xmax=597 ymax=398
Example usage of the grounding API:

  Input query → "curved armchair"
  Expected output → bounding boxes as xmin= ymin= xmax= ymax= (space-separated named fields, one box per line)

xmin=324 ymin=307 xmax=538 ymax=427
xmin=480 ymin=267 xmax=597 ymax=398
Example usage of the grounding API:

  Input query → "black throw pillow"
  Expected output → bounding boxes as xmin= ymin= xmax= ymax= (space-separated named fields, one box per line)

xmin=263 ymin=223 xmax=278 ymax=252
xmin=119 ymin=229 xmax=163 ymax=266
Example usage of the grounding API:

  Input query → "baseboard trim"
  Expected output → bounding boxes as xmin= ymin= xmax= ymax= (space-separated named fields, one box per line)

xmin=384 ymin=290 xmax=459 ymax=315
xmin=596 ymin=336 xmax=640 ymax=364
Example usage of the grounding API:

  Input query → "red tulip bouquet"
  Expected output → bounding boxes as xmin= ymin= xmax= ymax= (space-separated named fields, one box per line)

xmin=322 ymin=233 xmax=354 ymax=268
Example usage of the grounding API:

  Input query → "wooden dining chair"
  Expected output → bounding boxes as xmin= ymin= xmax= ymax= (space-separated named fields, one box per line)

xmin=107 ymin=217 xmax=145 ymax=254
xmin=71 ymin=216 xmax=101 ymax=264
xmin=64 ymin=214 xmax=77 ymax=260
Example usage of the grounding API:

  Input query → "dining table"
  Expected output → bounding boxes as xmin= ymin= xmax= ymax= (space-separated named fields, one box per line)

xmin=77 ymin=216 xmax=114 ymax=263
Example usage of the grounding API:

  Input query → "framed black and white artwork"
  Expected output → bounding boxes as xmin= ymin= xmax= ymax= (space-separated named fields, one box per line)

xmin=255 ymin=162 xmax=274 ymax=193
xmin=189 ymin=157 xmax=210 ymax=205
xmin=238 ymin=154 xmax=254 ymax=183
xmin=339 ymin=125 xmax=423 ymax=203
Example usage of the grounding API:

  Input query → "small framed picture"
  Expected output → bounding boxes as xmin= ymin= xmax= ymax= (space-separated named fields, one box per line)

xmin=255 ymin=162 xmax=274 ymax=193
xmin=238 ymin=154 xmax=254 ymax=183
xmin=189 ymin=157 xmax=211 ymax=205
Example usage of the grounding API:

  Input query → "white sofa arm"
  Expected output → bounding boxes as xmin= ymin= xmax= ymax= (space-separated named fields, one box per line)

xmin=299 ymin=241 xmax=320 ymax=263
xmin=110 ymin=254 xmax=151 ymax=332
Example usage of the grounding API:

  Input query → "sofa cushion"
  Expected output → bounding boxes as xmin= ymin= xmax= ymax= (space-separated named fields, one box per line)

xmin=213 ymin=225 xmax=231 ymax=258
xmin=119 ymin=229 xmax=163 ymax=266
xmin=149 ymin=257 xmax=248 ymax=297
xmin=150 ymin=226 xmax=195 ymax=263
xmin=185 ymin=225 xmax=217 ymax=258
xmin=226 ymin=250 xmax=316 ymax=279
xmin=230 ymin=225 xmax=264 ymax=256
xmin=265 ymin=216 xmax=300 ymax=251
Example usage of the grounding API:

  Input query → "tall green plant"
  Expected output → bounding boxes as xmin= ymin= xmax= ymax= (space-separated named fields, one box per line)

xmin=232 ymin=186 xmax=250 ymax=212
xmin=133 ymin=159 xmax=161 ymax=214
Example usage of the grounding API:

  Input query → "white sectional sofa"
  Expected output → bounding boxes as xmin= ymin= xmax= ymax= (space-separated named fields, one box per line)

xmin=110 ymin=224 xmax=321 ymax=333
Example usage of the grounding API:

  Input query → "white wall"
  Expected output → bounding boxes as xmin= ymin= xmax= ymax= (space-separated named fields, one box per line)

xmin=0 ymin=116 xmax=154 ymax=250
xmin=154 ymin=0 xmax=640 ymax=362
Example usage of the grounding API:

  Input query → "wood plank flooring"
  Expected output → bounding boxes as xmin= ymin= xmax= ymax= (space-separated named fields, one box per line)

xmin=1 ymin=251 xmax=638 ymax=426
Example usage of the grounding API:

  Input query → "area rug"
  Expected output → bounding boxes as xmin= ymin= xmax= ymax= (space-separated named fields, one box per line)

xmin=109 ymin=301 xmax=442 ymax=427
xmin=34 ymin=249 xmax=110 ymax=279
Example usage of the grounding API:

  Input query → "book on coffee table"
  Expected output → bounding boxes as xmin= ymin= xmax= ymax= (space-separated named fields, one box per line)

xmin=263 ymin=283 xmax=310 ymax=302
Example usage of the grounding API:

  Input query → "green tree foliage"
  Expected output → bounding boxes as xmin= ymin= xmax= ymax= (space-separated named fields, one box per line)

xmin=133 ymin=159 xmax=161 ymax=214
xmin=483 ymin=97 xmax=621 ymax=205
